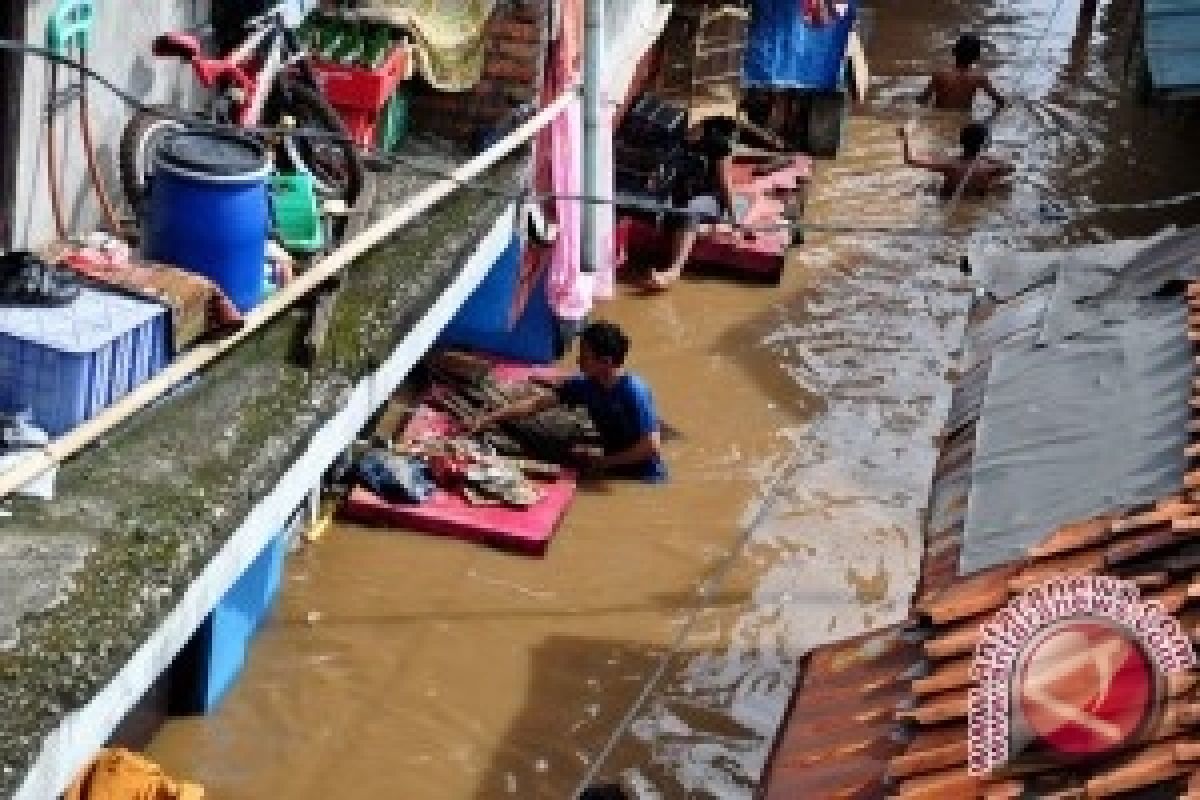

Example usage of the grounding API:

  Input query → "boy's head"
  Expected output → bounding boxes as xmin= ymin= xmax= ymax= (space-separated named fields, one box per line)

xmin=577 ymin=320 xmax=630 ymax=380
xmin=959 ymin=122 xmax=989 ymax=159
xmin=952 ymin=33 xmax=983 ymax=68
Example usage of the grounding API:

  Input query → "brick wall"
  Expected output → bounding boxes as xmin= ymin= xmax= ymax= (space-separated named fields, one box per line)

xmin=406 ymin=0 xmax=550 ymax=146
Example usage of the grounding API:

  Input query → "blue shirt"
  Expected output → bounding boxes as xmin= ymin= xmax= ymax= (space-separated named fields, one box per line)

xmin=557 ymin=373 xmax=667 ymax=483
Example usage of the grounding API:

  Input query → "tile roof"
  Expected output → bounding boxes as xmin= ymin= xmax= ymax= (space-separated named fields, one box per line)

xmin=759 ymin=284 xmax=1200 ymax=799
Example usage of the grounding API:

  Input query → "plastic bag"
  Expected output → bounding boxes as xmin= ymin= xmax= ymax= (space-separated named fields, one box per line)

xmin=356 ymin=451 xmax=435 ymax=504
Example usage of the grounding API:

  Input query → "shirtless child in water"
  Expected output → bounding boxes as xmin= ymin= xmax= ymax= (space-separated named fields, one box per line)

xmin=918 ymin=34 xmax=1006 ymax=111
xmin=899 ymin=122 xmax=1015 ymax=196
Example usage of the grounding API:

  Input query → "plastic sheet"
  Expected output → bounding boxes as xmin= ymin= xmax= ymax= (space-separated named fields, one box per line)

xmin=960 ymin=229 xmax=1200 ymax=574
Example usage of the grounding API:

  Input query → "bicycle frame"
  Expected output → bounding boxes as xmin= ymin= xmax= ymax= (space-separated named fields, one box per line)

xmin=151 ymin=4 xmax=309 ymax=128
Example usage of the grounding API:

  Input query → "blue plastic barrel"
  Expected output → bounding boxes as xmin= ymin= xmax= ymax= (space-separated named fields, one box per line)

xmin=145 ymin=131 xmax=270 ymax=312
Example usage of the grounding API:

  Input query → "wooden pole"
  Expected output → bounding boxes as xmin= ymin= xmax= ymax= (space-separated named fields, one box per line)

xmin=0 ymin=84 xmax=580 ymax=500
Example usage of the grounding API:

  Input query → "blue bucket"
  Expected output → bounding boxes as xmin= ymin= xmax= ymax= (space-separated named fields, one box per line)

xmin=145 ymin=131 xmax=270 ymax=312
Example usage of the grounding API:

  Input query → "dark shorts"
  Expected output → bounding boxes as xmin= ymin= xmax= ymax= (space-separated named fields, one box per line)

xmin=664 ymin=195 xmax=723 ymax=231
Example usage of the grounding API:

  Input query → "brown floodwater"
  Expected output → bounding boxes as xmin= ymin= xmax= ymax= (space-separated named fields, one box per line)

xmin=147 ymin=0 xmax=1200 ymax=796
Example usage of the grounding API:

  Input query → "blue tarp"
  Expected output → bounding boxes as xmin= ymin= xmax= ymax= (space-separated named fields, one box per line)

xmin=742 ymin=0 xmax=855 ymax=90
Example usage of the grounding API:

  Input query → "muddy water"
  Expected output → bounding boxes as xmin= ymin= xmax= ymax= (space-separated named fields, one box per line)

xmin=148 ymin=0 xmax=1200 ymax=796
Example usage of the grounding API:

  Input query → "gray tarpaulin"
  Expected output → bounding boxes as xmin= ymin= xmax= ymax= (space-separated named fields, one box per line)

xmin=959 ymin=228 xmax=1200 ymax=574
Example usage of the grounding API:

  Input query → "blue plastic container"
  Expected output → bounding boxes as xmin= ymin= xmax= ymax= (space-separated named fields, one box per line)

xmin=170 ymin=526 xmax=288 ymax=713
xmin=145 ymin=131 xmax=270 ymax=313
xmin=0 ymin=286 xmax=169 ymax=436
xmin=440 ymin=237 xmax=561 ymax=364
xmin=743 ymin=0 xmax=856 ymax=90
xmin=441 ymin=233 xmax=523 ymax=338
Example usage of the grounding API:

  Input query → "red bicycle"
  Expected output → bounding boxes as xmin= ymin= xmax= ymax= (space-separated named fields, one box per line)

xmin=120 ymin=4 xmax=364 ymax=214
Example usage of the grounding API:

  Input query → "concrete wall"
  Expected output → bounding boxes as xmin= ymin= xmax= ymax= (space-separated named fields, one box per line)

xmin=12 ymin=0 xmax=210 ymax=249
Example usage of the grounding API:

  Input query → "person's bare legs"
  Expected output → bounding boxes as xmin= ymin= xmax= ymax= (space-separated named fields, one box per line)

xmin=645 ymin=226 xmax=699 ymax=290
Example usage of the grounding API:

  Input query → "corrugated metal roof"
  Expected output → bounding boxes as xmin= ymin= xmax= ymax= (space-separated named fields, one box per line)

xmin=758 ymin=273 xmax=1200 ymax=799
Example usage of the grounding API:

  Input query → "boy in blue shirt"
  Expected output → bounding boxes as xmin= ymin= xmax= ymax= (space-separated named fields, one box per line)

xmin=470 ymin=321 xmax=667 ymax=483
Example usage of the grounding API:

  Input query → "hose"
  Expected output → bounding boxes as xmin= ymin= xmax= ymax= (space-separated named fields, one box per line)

xmin=46 ymin=60 xmax=68 ymax=239
xmin=79 ymin=48 xmax=121 ymax=233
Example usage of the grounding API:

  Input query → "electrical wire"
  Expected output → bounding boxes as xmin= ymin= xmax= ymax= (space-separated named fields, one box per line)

xmin=2 ymin=37 xmax=1197 ymax=244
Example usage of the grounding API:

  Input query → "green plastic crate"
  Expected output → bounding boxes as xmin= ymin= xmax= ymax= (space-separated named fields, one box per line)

xmin=376 ymin=88 xmax=409 ymax=153
xmin=269 ymin=172 xmax=324 ymax=254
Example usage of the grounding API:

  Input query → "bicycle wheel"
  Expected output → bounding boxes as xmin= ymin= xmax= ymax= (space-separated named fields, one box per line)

xmin=119 ymin=104 xmax=192 ymax=215
xmin=265 ymin=76 xmax=364 ymax=210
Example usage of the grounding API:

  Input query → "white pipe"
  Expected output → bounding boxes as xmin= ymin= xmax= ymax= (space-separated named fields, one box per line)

xmin=581 ymin=0 xmax=605 ymax=274
xmin=0 ymin=84 xmax=580 ymax=500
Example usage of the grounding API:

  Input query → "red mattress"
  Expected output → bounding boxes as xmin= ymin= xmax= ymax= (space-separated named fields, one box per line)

xmin=616 ymin=154 xmax=811 ymax=281
xmin=343 ymin=364 xmax=576 ymax=556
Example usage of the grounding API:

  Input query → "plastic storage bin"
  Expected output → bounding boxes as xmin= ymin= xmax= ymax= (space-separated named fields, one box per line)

xmin=0 ymin=286 xmax=169 ymax=436
xmin=270 ymin=172 xmax=324 ymax=254
xmin=169 ymin=523 xmax=289 ymax=713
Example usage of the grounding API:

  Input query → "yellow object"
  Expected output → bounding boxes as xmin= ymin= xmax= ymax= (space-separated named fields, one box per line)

xmin=305 ymin=499 xmax=339 ymax=543
xmin=65 ymin=748 xmax=204 ymax=800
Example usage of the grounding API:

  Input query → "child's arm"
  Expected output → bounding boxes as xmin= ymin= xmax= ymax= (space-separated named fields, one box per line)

xmin=917 ymin=77 xmax=936 ymax=106
xmin=982 ymin=75 xmax=1006 ymax=109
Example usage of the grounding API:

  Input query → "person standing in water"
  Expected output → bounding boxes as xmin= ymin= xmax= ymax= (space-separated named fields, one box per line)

xmin=898 ymin=121 xmax=1014 ymax=195
xmin=470 ymin=321 xmax=667 ymax=483
xmin=918 ymin=33 xmax=1007 ymax=111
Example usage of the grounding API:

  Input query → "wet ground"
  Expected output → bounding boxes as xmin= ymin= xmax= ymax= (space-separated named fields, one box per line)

xmin=147 ymin=0 xmax=1200 ymax=796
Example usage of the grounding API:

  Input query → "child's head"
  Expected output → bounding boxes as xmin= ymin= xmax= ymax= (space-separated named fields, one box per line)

xmin=959 ymin=122 xmax=989 ymax=158
xmin=952 ymin=33 xmax=983 ymax=68
xmin=577 ymin=320 xmax=630 ymax=379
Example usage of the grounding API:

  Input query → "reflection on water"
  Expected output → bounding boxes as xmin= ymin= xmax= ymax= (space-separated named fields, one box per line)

xmin=147 ymin=0 xmax=1200 ymax=797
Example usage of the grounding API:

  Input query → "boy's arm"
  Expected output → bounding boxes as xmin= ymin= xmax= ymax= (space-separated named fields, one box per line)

xmin=593 ymin=431 xmax=663 ymax=469
xmin=990 ymin=159 xmax=1016 ymax=178
xmin=471 ymin=390 xmax=558 ymax=431
xmin=982 ymin=75 xmax=1006 ymax=109
xmin=917 ymin=77 xmax=935 ymax=106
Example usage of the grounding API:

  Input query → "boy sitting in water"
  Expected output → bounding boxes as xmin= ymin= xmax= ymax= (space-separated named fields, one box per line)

xmin=898 ymin=121 xmax=1014 ymax=195
xmin=918 ymin=33 xmax=1006 ymax=111
xmin=471 ymin=321 xmax=667 ymax=483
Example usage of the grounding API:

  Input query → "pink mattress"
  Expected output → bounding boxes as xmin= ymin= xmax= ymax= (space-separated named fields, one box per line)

xmin=342 ymin=363 xmax=576 ymax=555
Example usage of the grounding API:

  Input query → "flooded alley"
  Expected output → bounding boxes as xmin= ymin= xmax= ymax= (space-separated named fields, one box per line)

xmin=146 ymin=0 xmax=1200 ymax=797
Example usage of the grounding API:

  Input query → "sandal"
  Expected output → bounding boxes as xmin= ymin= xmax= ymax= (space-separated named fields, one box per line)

xmin=0 ymin=251 xmax=81 ymax=307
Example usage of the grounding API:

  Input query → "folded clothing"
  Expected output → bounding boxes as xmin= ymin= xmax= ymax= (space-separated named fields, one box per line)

xmin=41 ymin=242 xmax=243 ymax=352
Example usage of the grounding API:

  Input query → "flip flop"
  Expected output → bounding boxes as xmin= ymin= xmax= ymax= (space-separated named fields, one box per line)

xmin=0 ymin=251 xmax=81 ymax=307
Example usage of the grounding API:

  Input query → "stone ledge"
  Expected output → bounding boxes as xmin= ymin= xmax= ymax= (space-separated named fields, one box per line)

xmin=0 ymin=135 xmax=528 ymax=800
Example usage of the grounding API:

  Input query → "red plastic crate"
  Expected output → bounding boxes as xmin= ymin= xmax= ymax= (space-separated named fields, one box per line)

xmin=310 ymin=44 xmax=410 ymax=112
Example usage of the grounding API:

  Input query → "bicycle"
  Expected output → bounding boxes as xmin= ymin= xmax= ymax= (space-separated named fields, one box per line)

xmin=119 ymin=3 xmax=364 ymax=218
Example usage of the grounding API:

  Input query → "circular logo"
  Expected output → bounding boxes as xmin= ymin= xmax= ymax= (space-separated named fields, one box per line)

xmin=1015 ymin=619 xmax=1156 ymax=757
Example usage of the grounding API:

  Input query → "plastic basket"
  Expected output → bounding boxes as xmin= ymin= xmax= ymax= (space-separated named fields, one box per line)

xmin=269 ymin=172 xmax=324 ymax=254
xmin=0 ymin=286 xmax=169 ymax=436
xmin=310 ymin=44 xmax=411 ymax=112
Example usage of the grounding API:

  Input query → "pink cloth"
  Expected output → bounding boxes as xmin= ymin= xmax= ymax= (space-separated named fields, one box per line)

xmin=530 ymin=3 xmax=617 ymax=322
xmin=545 ymin=93 xmax=590 ymax=321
